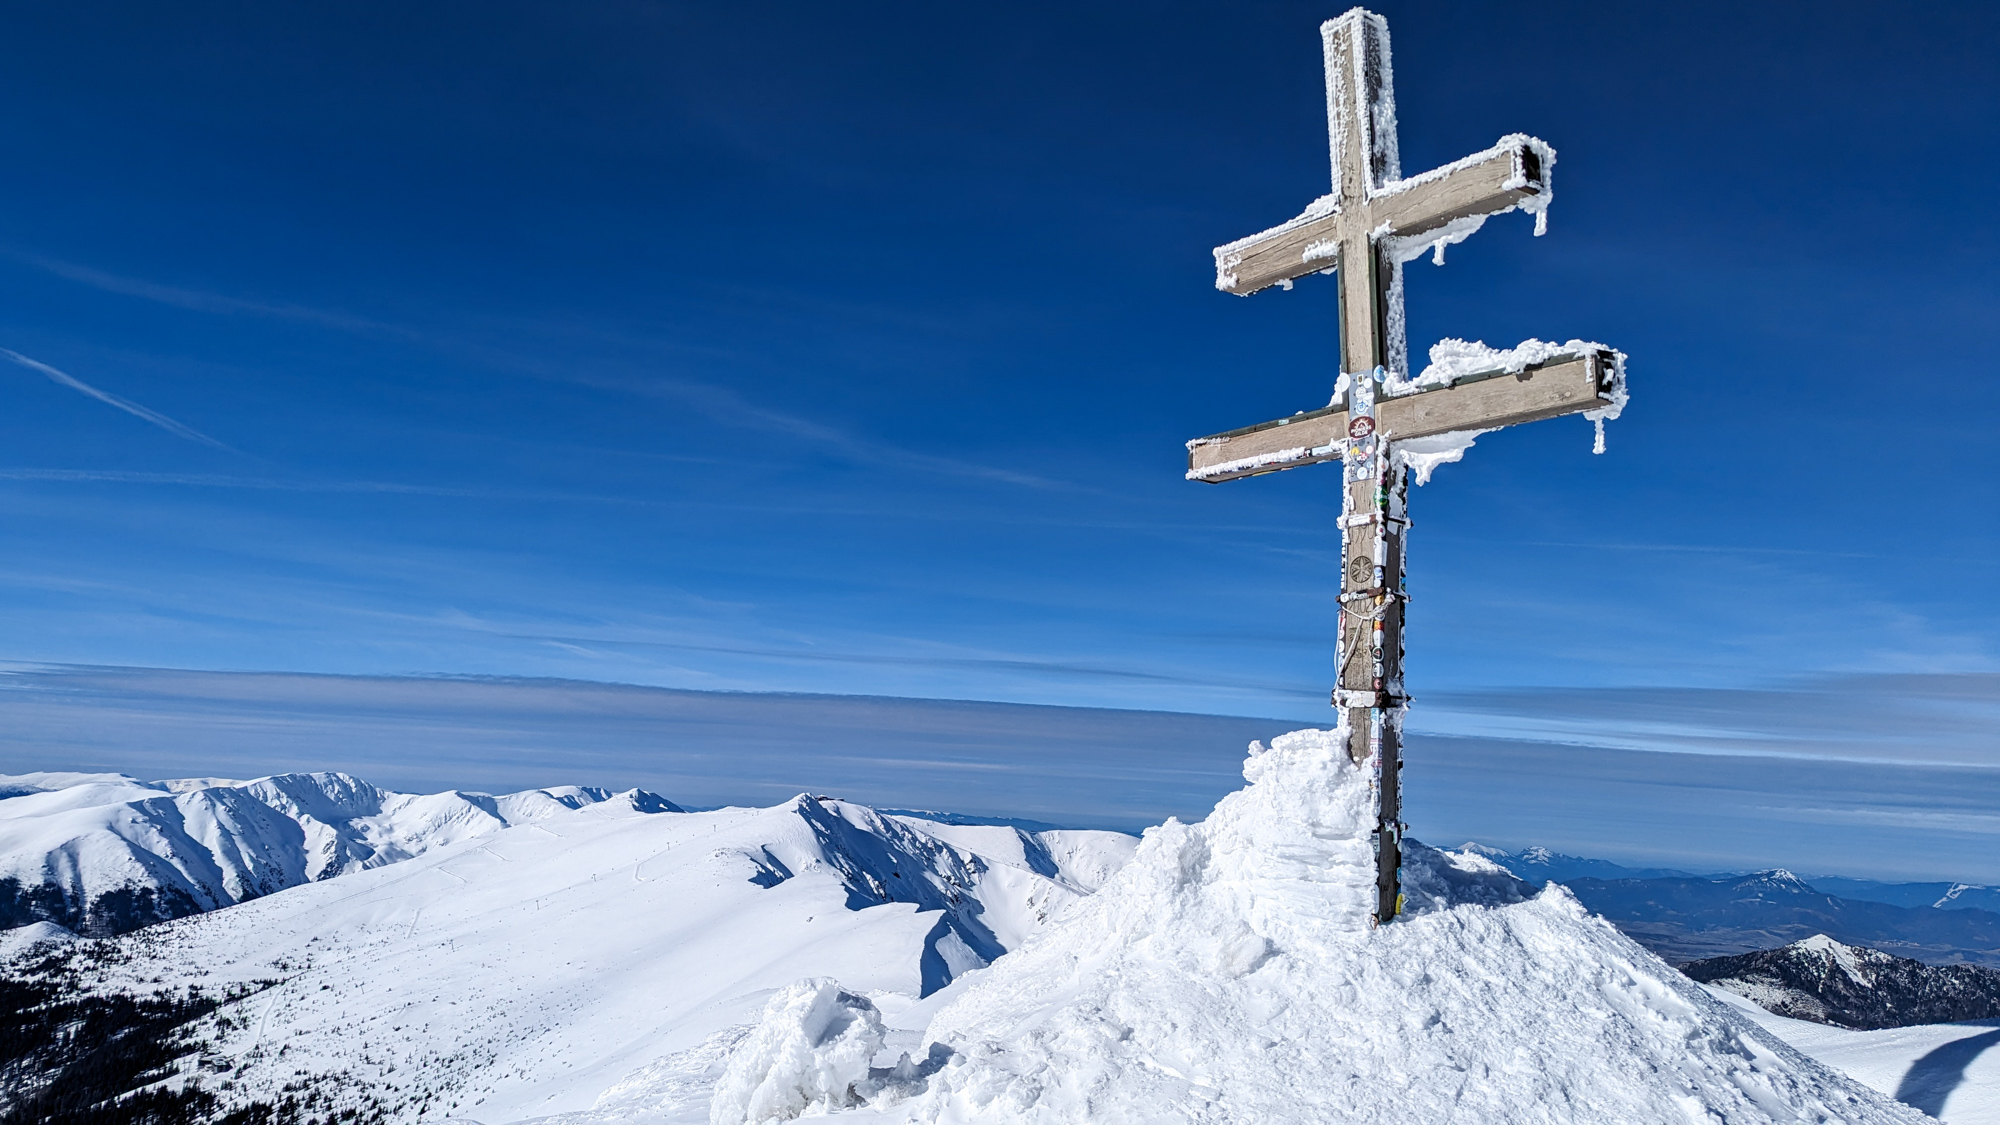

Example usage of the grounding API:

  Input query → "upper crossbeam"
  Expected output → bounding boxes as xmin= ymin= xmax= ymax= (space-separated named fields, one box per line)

xmin=1210 ymin=9 xmax=1554 ymax=379
xmin=1212 ymin=138 xmax=1546 ymax=299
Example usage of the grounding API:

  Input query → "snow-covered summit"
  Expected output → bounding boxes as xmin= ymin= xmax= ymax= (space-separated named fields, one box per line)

xmin=718 ymin=729 xmax=1924 ymax=1123
xmin=1732 ymin=869 xmax=1821 ymax=897
xmin=0 ymin=769 xmax=680 ymax=935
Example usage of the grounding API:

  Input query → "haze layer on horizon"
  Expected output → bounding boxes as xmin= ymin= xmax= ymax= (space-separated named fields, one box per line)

xmin=5 ymin=665 xmax=1995 ymax=885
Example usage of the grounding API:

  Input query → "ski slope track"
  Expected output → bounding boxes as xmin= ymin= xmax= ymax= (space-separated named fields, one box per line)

xmin=7 ymin=783 xmax=1134 ymax=1123
xmin=0 ymin=769 xmax=680 ymax=934
xmin=703 ymin=730 xmax=1927 ymax=1124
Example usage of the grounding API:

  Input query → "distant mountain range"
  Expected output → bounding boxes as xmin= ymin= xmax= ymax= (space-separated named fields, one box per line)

xmin=1461 ymin=843 xmax=1705 ymax=883
xmin=8 ymin=779 xmax=1999 ymax=972
xmin=0 ymin=770 xmax=681 ymax=935
xmin=1685 ymin=934 xmax=2000 ymax=1029
xmin=1466 ymin=844 xmax=2000 ymax=911
xmin=0 ymin=771 xmax=1139 ymax=1122
xmin=1468 ymin=845 xmax=2000 ymax=969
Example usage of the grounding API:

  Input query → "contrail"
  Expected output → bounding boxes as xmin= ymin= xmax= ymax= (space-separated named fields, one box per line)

xmin=2 ymin=348 xmax=233 ymax=451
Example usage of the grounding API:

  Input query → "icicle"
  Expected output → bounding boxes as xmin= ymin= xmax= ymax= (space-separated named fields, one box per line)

xmin=1592 ymin=416 xmax=1607 ymax=455
xmin=1431 ymin=240 xmax=1446 ymax=266
xmin=1279 ymin=278 xmax=1294 ymax=291
xmin=1533 ymin=209 xmax=1548 ymax=237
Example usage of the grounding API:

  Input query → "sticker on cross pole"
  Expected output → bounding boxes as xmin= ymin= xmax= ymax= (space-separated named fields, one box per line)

xmin=1347 ymin=416 xmax=1375 ymax=439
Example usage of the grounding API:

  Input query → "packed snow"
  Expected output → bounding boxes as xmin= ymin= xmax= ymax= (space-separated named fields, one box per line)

xmin=698 ymin=730 xmax=1923 ymax=1124
xmin=709 ymin=980 xmax=891 ymax=1123
xmin=1709 ymin=987 xmax=1999 ymax=1125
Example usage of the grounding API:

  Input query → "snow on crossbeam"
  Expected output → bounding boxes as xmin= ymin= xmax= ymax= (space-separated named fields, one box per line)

xmin=1186 ymin=345 xmax=1618 ymax=483
xmin=1214 ymin=135 xmax=1551 ymax=299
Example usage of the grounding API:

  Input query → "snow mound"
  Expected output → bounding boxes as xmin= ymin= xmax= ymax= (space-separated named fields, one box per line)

xmin=710 ymin=980 xmax=888 ymax=1125
xmin=0 ymin=919 xmax=79 ymax=960
xmin=795 ymin=729 xmax=1924 ymax=1123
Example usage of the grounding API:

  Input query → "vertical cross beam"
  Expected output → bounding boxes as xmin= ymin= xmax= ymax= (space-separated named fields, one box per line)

xmin=1336 ymin=370 xmax=1408 ymax=923
xmin=1196 ymin=8 xmax=1599 ymax=927
xmin=1322 ymin=12 xmax=1404 ymax=381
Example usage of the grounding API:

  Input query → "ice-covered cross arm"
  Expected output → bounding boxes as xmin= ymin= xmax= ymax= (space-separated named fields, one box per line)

xmin=1213 ymin=135 xmax=1547 ymax=299
xmin=1212 ymin=9 xmax=1555 ymax=379
xmin=1185 ymin=345 xmax=1618 ymax=484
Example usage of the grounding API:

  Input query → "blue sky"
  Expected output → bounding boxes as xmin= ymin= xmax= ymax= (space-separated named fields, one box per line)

xmin=0 ymin=2 xmax=1995 ymax=878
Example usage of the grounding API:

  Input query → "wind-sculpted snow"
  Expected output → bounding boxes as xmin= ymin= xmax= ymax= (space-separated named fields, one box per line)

xmin=0 ymin=770 xmax=680 ymax=935
xmin=716 ymin=730 xmax=1926 ymax=1124
xmin=10 ymin=787 xmax=1136 ymax=1123
xmin=709 ymin=980 xmax=888 ymax=1123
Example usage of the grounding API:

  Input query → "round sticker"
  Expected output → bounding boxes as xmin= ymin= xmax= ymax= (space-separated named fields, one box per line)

xmin=1347 ymin=416 xmax=1376 ymax=439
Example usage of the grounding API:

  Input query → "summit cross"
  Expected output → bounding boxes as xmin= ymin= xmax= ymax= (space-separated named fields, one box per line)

xmin=1186 ymin=8 xmax=1627 ymax=925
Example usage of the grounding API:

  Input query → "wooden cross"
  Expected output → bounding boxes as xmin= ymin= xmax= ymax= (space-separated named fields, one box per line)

xmin=1186 ymin=8 xmax=1626 ymax=925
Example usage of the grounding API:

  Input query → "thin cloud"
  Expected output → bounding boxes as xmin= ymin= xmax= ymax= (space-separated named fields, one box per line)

xmin=17 ymin=253 xmax=1079 ymax=492
xmin=489 ymin=627 xmax=1291 ymax=690
xmin=1414 ymin=675 xmax=2000 ymax=769
xmin=0 ymin=467 xmax=482 ymax=496
xmin=19 ymin=254 xmax=406 ymax=337
xmin=0 ymin=467 xmax=686 ymax=510
xmin=2 ymin=349 xmax=234 ymax=451
xmin=574 ymin=370 xmax=1080 ymax=492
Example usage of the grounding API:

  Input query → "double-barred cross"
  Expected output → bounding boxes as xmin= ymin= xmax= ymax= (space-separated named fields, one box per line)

xmin=1186 ymin=8 xmax=1627 ymax=924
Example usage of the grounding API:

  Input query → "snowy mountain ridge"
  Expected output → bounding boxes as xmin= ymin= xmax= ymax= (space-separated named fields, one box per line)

xmin=0 ymin=769 xmax=681 ymax=935
xmin=2 ymin=778 xmax=1138 ymax=1123
xmin=1685 ymin=934 xmax=2000 ymax=1030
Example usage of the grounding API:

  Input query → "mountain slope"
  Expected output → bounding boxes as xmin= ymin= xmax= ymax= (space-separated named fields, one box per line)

xmin=1704 ymin=985 xmax=2000 ymax=1125
xmin=8 ymin=791 xmax=1136 ymax=1123
xmin=1686 ymin=935 xmax=2000 ymax=1029
xmin=0 ymin=771 xmax=680 ymax=936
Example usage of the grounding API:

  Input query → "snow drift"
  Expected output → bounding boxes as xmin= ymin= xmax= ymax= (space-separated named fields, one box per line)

xmin=721 ymin=729 xmax=1926 ymax=1124
xmin=709 ymin=980 xmax=889 ymax=1123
